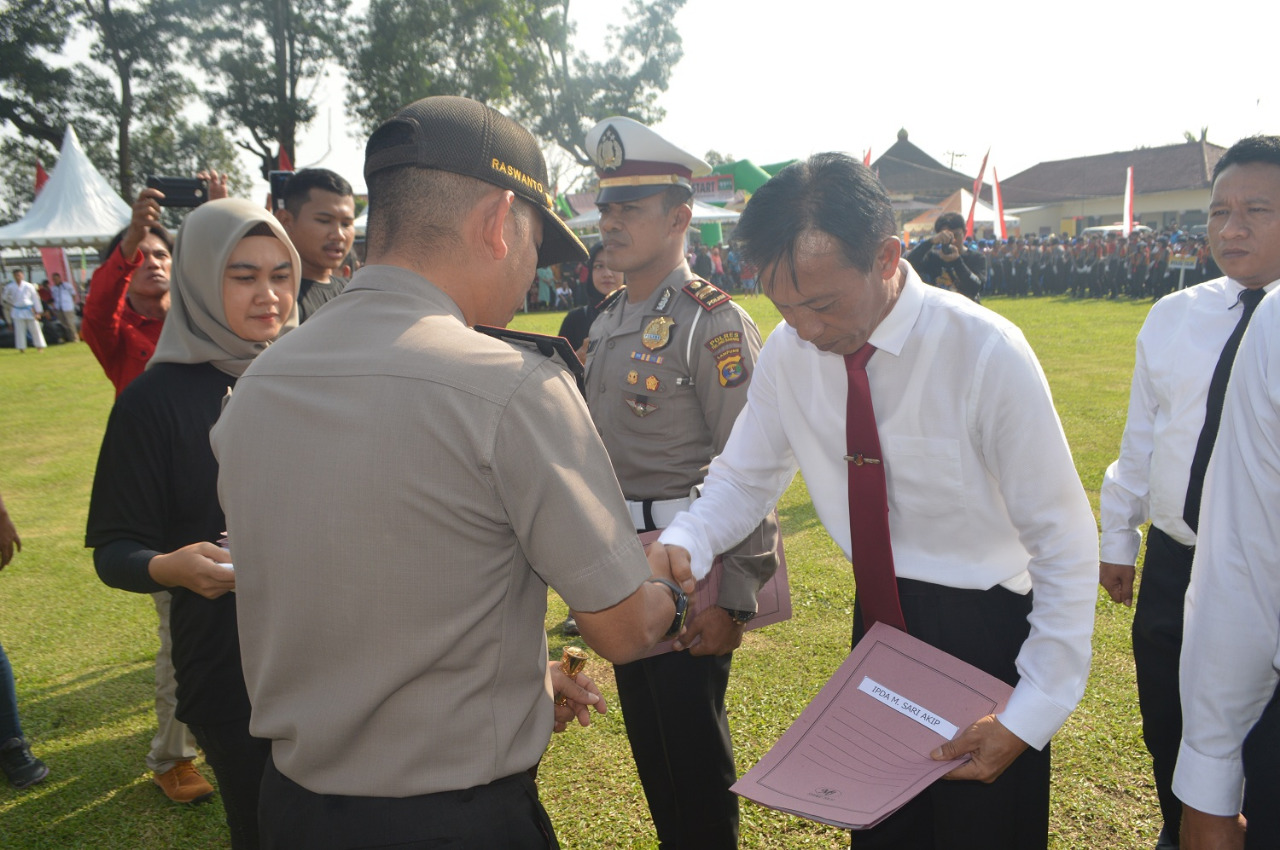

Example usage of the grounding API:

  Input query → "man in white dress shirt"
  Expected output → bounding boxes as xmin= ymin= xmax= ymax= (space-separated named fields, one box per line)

xmin=651 ymin=153 xmax=1098 ymax=849
xmin=1174 ymin=291 xmax=1280 ymax=850
xmin=1171 ymin=139 xmax=1280 ymax=850
xmin=1100 ymin=135 xmax=1280 ymax=850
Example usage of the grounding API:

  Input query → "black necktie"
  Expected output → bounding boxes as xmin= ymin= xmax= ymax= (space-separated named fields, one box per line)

xmin=1183 ymin=287 xmax=1267 ymax=533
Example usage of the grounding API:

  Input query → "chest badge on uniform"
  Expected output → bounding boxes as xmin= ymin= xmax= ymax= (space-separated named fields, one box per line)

xmin=626 ymin=370 xmax=639 ymax=385
xmin=644 ymin=374 xmax=661 ymax=392
xmin=626 ymin=397 xmax=658 ymax=417
xmin=642 ymin=316 xmax=675 ymax=350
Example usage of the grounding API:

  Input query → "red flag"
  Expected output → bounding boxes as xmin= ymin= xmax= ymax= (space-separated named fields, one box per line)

xmin=863 ymin=148 xmax=872 ymax=167
xmin=1122 ymin=166 xmax=1134 ymax=236
xmin=966 ymin=148 xmax=990 ymax=238
xmin=33 ymin=162 xmax=73 ymax=286
xmin=992 ymin=167 xmax=1006 ymax=241
xmin=277 ymin=147 xmax=294 ymax=171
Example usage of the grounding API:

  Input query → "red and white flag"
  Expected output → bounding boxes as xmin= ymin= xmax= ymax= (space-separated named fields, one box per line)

xmin=991 ymin=167 xmax=1006 ymax=241
xmin=34 ymin=162 xmax=74 ymax=287
xmin=966 ymin=148 xmax=990 ymax=238
xmin=1122 ymin=166 xmax=1135 ymax=236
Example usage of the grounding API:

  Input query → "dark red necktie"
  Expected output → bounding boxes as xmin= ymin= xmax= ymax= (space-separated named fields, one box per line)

xmin=845 ymin=343 xmax=907 ymax=632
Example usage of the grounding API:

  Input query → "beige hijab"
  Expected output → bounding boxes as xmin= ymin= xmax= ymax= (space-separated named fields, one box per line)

xmin=150 ymin=198 xmax=300 ymax=377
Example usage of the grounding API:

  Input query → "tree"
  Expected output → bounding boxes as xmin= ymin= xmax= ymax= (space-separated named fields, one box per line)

xmin=185 ymin=0 xmax=351 ymax=179
xmin=521 ymin=0 xmax=685 ymax=167
xmin=704 ymin=150 xmax=734 ymax=168
xmin=0 ymin=0 xmax=78 ymax=145
xmin=79 ymin=0 xmax=185 ymax=198
xmin=347 ymin=0 xmax=553 ymax=135
xmin=347 ymin=0 xmax=685 ymax=168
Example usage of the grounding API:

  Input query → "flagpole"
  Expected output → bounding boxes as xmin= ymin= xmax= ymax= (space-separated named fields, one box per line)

xmin=966 ymin=148 xmax=991 ymax=238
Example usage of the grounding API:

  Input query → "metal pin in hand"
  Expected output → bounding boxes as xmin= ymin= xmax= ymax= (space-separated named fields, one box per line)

xmin=554 ymin=646 xmax=590 ymax=706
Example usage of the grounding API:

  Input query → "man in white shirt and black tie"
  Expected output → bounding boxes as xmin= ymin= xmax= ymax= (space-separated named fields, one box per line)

xmin=650 ymin=152 xmax=1099 ymax=850
xmin=1099 ymin=135 xmax=1280 ymax=850
xmin=1175 ymin=289 xmax=1280 ymax=850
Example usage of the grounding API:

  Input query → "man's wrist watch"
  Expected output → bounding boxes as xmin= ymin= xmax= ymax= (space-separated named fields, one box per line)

xmin=720 ymin=607 xmax=755 ymax=627
xmin=647 ymin=577 xmax=689 ymax=639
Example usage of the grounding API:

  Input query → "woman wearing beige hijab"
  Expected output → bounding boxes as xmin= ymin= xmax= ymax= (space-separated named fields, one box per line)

xmin=87 ymin=199 xmax=298 ymax=850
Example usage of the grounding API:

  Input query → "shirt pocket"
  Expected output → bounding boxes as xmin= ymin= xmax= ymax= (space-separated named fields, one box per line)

xmin=882 ymin=436 xmax=963 ymax=519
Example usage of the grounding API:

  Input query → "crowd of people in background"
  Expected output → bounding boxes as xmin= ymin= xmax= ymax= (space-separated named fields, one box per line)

xmin=960 ymin=229 xmax=1219 ymax=300
xmin=504 ymin=223 xmax=1220 ymax=317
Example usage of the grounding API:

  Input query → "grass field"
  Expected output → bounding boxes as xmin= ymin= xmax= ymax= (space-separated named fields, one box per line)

xmin=0 ymin=294 xmax=1159 ymax=848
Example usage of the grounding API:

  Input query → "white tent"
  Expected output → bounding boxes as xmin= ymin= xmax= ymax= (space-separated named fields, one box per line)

xmin=564 ymin=199 xmax=740 ymax=233
xmin=0 ymin=126 xmax=132 ymax=249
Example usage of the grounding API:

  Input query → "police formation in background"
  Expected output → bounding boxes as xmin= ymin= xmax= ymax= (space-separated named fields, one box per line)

xmin=955 ymin=232 xmax=1219 ymax=300
xmin=582 ymin=116 xmax=780 ymax=849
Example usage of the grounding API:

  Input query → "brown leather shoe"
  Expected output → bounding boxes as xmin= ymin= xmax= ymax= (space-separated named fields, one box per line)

xmin=152 ymin=760 xmax=215 ymax=804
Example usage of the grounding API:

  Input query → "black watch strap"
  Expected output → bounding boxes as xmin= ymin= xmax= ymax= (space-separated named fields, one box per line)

xmin=720 ymin=607 xmax=755 ymax=626
xmin=647 ymin=577 xmax=689 ymax=639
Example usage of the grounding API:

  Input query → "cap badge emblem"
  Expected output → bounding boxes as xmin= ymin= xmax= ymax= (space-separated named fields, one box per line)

xmin=597 ymin=125 xmax=625 ymax=172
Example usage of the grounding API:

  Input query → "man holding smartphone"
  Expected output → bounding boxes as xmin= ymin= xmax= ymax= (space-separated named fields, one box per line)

xmin=905 ymin=211 xmax=985 ymax=301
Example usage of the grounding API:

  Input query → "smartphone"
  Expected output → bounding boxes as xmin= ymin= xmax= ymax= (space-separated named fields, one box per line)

xmin=146 ymin=176 xmax=208 ymax=208
xmin=268 ymin=170 xmax=295 ymax=211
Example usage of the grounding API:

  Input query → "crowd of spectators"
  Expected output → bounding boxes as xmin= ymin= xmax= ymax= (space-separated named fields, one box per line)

xmin=953 ymin=229 xmax=1220 ymax=300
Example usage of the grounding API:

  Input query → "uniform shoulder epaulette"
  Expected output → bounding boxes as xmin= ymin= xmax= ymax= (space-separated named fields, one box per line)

xmin=682 ymin=278 xmax=731 ymax=312
xmin=597 ymin=286 xmax=626 ymax=312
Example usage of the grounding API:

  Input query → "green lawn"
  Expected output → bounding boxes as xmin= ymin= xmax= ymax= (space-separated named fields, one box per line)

xmin=1 ymin=294 xmax=1157 ymax=848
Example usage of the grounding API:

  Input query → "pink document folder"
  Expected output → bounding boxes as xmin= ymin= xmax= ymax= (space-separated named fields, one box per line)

xmin=731 ymin=621 xmax=1014 ymax=830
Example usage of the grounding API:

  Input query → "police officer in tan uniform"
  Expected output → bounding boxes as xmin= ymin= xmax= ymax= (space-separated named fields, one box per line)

xmin=582 ymin=117 xmax=780 ymax=849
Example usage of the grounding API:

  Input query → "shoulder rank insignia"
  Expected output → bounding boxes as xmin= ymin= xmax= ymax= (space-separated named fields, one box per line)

xmin=642 ymin=316 xmax=675 ymax=350
xmin=683 ymin=279 xmax=731 ymax=312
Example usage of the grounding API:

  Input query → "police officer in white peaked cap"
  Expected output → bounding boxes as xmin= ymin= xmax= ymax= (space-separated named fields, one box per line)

xmin=580 ymin=115 xmax=781 ymax=849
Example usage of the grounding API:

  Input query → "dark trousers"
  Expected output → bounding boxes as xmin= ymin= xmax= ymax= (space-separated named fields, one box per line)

xmin=1132 ymin=525 xmax=1193 ymax=840
xmin=1242 ymin=682 xmax=1280 ymax=849
xmin=613 ymin=650 xmax=738 ymax=849
xmin=847 ymin=578 xmax=1049 ymax=850
xmin=258 ymin=756 xmax=559 ymax=849
xmin=188 ymin=718 xmax=271 ymax=850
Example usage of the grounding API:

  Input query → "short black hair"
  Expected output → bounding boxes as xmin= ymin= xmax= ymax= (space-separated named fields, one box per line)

xmin=935 ymin=212 xmax=965 ymax=233
xmin=282 ymin=168 xmax=354 ymax=216
xmin=659 ymin=185 xmax=693 ymax=214
xmin=365 ymin=165 xmax=490 ymax=258
xmin=733 ymin=152 xmax=895 ymax=283
xmin=1212 ymin=135 xmax=1280 ymax=185
xmin=101 ymin=223 xmax=174 ymax=263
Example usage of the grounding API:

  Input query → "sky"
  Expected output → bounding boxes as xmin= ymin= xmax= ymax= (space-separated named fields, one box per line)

xmin=169 ymin=0 xmax=1280 ymax=197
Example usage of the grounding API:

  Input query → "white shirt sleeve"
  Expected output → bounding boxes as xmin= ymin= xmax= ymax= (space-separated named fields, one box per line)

xmin=1174 ymin=293 xmax=1280 ymax=816
xmin=1099 ymin=329 xmax=1156 ymax=566
xmin=972 ymin=327 xmax=1099 ymax=749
